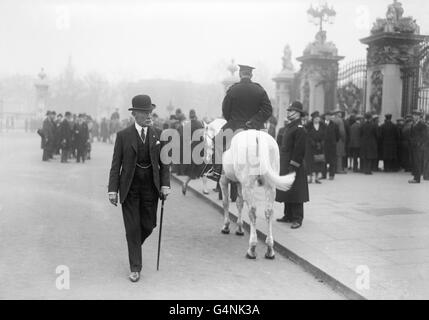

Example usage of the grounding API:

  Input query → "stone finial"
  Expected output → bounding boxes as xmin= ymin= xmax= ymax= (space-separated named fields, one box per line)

xmin=371 ymin=0 xmax=419 ymax=35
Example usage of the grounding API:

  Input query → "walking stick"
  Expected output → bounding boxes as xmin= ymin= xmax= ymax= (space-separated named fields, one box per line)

xmin=156 ymin=198 xmax=165 ymax=271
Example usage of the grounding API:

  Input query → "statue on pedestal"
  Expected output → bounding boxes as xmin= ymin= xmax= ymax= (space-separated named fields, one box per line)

xmin=282 ymin=45 xmax=294 ymax=71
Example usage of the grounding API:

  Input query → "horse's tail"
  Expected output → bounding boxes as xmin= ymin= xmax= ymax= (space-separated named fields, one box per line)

xmin=257 ymin=133 xmax=295 ymax=191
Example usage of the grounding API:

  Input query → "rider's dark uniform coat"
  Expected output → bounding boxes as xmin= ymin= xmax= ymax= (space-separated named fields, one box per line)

xmin=275 ymin=119 xmax=309 ymax=204
xmin=221 ymin=78 xmax=272 ymax=132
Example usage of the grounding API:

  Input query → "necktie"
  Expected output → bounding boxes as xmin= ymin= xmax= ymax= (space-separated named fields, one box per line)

xmin=141 ymin=128 xmax=146 ymax=143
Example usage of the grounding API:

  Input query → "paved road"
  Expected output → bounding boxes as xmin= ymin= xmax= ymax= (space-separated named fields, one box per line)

xmin=0 ymin=132 xmax=342 ymax=299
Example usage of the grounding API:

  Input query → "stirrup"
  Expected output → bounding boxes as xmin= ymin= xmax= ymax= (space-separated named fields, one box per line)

xmin=206 ymin=168 xmax=221 ymax=182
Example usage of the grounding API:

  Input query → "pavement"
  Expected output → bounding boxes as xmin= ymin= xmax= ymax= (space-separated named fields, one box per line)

xmin=0 ymin=131 xmax=343 ymax=300
xmin=173 ymin=159 xmax=429 ymax=300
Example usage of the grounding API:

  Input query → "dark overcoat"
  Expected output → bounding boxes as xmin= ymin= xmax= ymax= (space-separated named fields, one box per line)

xmin=222 ymin=78 xmax=272 ymax=132
xmin=183 ymin=119 xmax=206 ymax=179
xmin=324 ymin=121 xmax=339 ymax=162
xmin=41 ymin=117 xmax=55 ymax=149
xmin=108 ymin=125 xmax=170 ymax=203
xmin=306 ymin=122 xmax=326 ymax=173
xmin=380 ymin=120 xmax=399 ymax=160
xmin=59 ymin=119 xmax=73 ymax=149
xmin=360 ymin=121 xmax=378 ymax=159
xmin=275 ymin=119 xmax=309 ymax=204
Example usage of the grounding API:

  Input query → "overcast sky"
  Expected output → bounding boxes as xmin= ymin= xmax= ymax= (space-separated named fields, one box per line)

xmin=1 ymin=0 xmax=429 ymax=83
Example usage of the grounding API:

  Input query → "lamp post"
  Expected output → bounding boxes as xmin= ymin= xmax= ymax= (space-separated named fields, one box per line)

xmin=307 ymin=2 xmax=336 ymax=38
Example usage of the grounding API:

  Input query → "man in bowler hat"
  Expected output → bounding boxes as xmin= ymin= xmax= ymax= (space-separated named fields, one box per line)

xmin=108 ymin=95 xmax=170 ymax=282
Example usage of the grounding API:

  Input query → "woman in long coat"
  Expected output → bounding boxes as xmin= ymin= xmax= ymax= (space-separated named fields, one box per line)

xmin=275 ymin=101 xmax=309 ymax=229
xmin=182 ymin=110 xmax=209 ymax=195
xmin=307 ymin=111 xmax=326 ymax=184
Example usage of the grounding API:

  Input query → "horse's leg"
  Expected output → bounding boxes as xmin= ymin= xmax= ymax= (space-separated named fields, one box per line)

xmin=243 ymin=182 xmax=257 ymax=259
xmin=264 ymin=185 xmax=276 ymax=259
xmin=235 ymin=183 xmax=244 ymax=236
xmin=219 ymin=175 xmax=230 ymax=234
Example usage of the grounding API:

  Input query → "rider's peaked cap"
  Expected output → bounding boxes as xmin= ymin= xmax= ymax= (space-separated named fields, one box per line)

xmin=238 ymin=64 xmax=255 ymax=72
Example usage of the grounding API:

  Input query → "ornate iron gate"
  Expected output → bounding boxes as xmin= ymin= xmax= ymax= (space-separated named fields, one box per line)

xmin=401 ymin=38 xmax=429 ymax=116
xmin=336 ymin=59 xmax=367 ymax=114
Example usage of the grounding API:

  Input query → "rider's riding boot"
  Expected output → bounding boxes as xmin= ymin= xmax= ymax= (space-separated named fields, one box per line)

xmin=206 ymin=164 xmax=222 ymax=182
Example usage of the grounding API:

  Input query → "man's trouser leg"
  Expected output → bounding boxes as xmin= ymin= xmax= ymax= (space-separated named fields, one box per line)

xmin=412 ymin=148 xmax=424 ymax=182
xmin=122 ymin=168 xmax=158 ymax=272
xmin=286 ymin=203 xmax=303 ymax=224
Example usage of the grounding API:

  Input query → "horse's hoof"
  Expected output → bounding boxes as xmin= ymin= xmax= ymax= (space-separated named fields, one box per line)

xmin=265 ymin=253 xmax=275 ymax=260
xmin=235 ymin=230 xmax=245 ymax=236
xmin=246 ymin=252 xmax=256 ymax=259
xmin=221 ymin=229 xmax=230 ymax=234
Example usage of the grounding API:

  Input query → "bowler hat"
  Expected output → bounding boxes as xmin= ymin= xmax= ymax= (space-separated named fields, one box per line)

xmin=385 ymin=113 xmax=392 ymax=119
xmin=287 ymin=101 xmax=305 ymax=114
xmin=128 ymin=95 xmax=156 ymax=112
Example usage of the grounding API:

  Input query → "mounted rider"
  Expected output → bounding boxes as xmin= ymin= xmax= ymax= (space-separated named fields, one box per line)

xmin=206 ymin=64 xmax=273 ymax=182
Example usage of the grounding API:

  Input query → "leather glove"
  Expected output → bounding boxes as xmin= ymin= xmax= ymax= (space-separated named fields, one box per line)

xmin=108 ymin=193 xmax=118 ymax=206
xmin=245 ymin=121 xmax=254 ymax=130
xmin=160 ymin=186 xmax=170 ymax=200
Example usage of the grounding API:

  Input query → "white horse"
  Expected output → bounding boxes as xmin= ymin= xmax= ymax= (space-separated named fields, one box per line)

xmin=204 ymin=119 xmax=295 ymax=259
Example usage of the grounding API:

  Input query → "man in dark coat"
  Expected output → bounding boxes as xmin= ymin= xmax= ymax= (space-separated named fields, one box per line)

xmin=322 ymin=112 xmax=340 ymax=180
xmin=349 ymin=115 xmax=362 ymax=172
xmin=73 ymin=114 xmax=90 ymax=163
xmin=108 ymin=95 xmax=170 ymax=283
xmin=408 ymin=110 xmax=427 ymax=183
xmin=396 ymin=117 xmax=405 ymax=171
xmin=423 ymin=114 xmax=429 ymax=180
xmin=360 ymin=113 xmax=379 ymax=175
xmin=276 ymin=101 xmax=309 ymax=229
xmin=380 ymin=114 xmax=399 ymax=172
xmin=401 ymin=115 xmax=413 ymax=171
xmin=41 ymin=111 xmax=55 ymax=161
xmin=206 ymin=64 xmax=272 ymax=182
xmin=59 ymin=112 xmax=73 ymax=163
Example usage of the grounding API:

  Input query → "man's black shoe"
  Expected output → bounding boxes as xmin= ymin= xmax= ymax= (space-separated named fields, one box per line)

xmin=277 ymin=216 xmax=292 ymax=223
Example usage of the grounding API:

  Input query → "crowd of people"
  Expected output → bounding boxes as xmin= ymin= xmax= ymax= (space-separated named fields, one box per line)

xmin=276 ymin=108 xmax=429 ymax=184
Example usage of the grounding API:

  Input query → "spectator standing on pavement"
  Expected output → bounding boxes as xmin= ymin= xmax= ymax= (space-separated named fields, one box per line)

xmin=73 ymin=114 xmax=90 ymax=163
xmin=396 ymin=117 xmax=405 ymax=171
xmin=349 ymin=115 xmax=363 ymax=172
xmin=408 ymin=110 xmax=427 ymax=183
xmin=332 ymin=110 xmax=347 ymax=174
xmin=276 ymin=101 xmax=309 ymax=229
xmin=401 ymin=115 xmax=413 ymax=172
xmin=306 ymin=111 xmax=325 ymax=184
xmin=41 ymin=111 xmax=55 ymax=161
xmin=59 ymin=112 xmax=73 ymax=163
xmin=360 ymin=112 xmax=378 ymax=175
xmin=380 ymin=114 xmax=399 ymax=172
xmin=322 ymin=111 xmax=339 ymax=180
xmin=423 ymin=114 xmax=429 ymax=180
